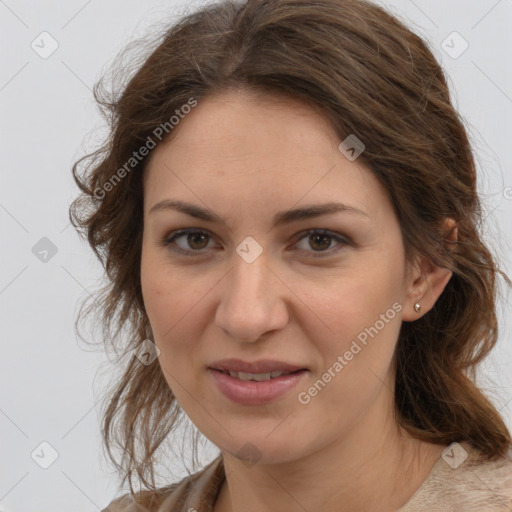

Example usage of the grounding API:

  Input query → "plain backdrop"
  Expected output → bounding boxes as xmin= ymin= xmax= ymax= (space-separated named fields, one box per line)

xmin=1 ymin=0 xmax=511 ymax=510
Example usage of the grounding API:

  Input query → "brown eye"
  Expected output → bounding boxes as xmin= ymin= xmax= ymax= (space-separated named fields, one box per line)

xmin=308 ymin=233 xmax=332 ymax=251
xmin=294 ymin=229 xmax=348 ymax=256
xmin=186 ymin=232 xmax=210 ymax=250
xmin=162 ymin=228 xmax=348 ymax=257
xmin=162 ymin=229 xmax=216 ymax=254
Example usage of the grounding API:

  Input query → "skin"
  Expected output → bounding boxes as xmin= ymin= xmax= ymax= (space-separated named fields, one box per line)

xmin=140 ymin=88 xmax=457 ymax=512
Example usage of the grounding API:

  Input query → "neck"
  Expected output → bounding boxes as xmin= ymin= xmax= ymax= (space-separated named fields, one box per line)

xmin=214 ymin=387 xmax=446 ymax=512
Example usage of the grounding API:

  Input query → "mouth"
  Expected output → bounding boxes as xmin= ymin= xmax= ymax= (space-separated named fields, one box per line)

xmin=208 ymin=367 xmax=309 ymax=405
xmin=213 ymin=368 xmax=305 ymax=381
xmin=209 ymin=358 xmax=308 ymax=375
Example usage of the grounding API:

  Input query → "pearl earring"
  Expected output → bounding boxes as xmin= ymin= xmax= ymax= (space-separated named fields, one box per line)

xmin=414 ymin=303 xmax=421 ymax=312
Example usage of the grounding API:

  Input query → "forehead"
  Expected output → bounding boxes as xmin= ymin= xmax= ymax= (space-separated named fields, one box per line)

xmin=146 ymin=89 xmax=339 ymax=172
xmin=143 ymin=89 xmax=389 ymax=221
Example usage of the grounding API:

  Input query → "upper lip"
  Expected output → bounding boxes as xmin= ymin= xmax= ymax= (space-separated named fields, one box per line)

xmin=209 ymin=358 xmax=307 ymax=374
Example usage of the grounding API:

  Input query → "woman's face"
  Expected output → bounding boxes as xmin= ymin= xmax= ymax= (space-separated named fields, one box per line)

xmin=141 ymin=89 xmax=417 ymax=465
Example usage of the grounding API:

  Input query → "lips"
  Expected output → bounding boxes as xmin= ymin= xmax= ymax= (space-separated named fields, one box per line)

xmin=208 ymin=367 xmax=308 ymax=405
xmin=209 ymin=358 xmax=307 ymax=374
xmin=222 ymin=369 xmax=298 ymax=381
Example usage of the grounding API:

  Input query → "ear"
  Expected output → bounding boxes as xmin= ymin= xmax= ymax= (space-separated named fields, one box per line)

xmin=401 ymin=218 xmax=458 ymax=322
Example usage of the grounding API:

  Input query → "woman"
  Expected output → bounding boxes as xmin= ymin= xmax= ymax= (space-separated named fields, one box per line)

xmin=70 ymin=0 xmax=512 ymax=510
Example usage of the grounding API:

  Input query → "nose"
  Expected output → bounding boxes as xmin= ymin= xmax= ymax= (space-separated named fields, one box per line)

xmin=214 ymin=252 xmax=289 ymax=343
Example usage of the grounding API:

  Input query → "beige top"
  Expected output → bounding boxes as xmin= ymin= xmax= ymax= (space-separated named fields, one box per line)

xmin=102 ymin=441 xmax=512 ymax=512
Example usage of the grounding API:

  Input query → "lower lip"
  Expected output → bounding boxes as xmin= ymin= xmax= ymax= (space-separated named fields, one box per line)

xmin=208 ymin=368 xmax=308 ymax=405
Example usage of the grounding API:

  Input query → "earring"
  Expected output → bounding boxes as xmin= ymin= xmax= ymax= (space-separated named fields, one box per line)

xmin=414 ymin=303 xmax=421 ymax=312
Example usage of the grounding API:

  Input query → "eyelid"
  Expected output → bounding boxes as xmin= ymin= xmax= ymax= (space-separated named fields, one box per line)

xmin=161 ymin=228 xmax=350 ymax=257
xmin=162 ymin=228 xmax=218 ymax=256
xmin=291 ymin=229 xmax=350 ymax=257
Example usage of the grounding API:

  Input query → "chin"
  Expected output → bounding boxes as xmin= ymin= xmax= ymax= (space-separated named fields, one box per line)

xmin=218 ymin=436 xmax=307 ymax=467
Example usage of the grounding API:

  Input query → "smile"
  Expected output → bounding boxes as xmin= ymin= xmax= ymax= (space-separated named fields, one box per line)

xmin=208 ymin=368 xmax=308 ymax=405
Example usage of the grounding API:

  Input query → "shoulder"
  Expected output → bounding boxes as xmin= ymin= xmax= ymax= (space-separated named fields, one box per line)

xmin=101 ymin=456 xmax=224 ymax=512
xmin=100 ymin=483 xmax=181 ymax=512
xmin=450 ymin=443 xmax=512 ymax=509
xmin=400 ymin=441 xmax=512 ymax=511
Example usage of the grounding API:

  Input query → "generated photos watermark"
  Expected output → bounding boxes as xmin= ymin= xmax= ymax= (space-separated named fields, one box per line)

xmin=93 ymin=97 xmax=198 ymax=199
xmin=297 ymin=301 xmax=403 ymax=405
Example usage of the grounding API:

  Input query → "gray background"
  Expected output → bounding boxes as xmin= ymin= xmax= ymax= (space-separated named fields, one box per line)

xmin=1 ymin=0 xmax=511 ymax=510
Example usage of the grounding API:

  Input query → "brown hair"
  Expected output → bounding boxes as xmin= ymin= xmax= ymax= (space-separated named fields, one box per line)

xmin=69 ymin=0 xmax=511 ymax=495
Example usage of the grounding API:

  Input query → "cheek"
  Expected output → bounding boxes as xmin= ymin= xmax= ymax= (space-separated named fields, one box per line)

xmin=298 ymin=315 xmax=401 ymax=431
xmin=292 ymin=265 xmax=403 ymax=405
xmin=141 ymin=253 xmax=190 ymax=369
xmin=140 ymin=250 xmax=214 ymax=379
xmin=293 ymin=262 xmax=403 ymax=344
xmin=141 ymin=248 xmax=198 ymax=334
xmin=141 ymin=276 xmax=198 ymax=353
xmin=140 ymin=266 xmax=207 ymax=404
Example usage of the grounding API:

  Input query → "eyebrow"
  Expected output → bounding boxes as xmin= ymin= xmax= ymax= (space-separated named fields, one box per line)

xmin=148 ymin=199 xmax=369 ymax=226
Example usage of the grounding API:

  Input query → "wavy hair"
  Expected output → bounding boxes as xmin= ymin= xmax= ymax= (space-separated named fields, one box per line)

xmin=69 ymin=0 xmax=511 ymax=497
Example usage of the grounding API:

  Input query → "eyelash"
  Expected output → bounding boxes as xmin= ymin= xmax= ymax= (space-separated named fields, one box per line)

xmin=161 ymin=228 xmax=349 ymax=258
